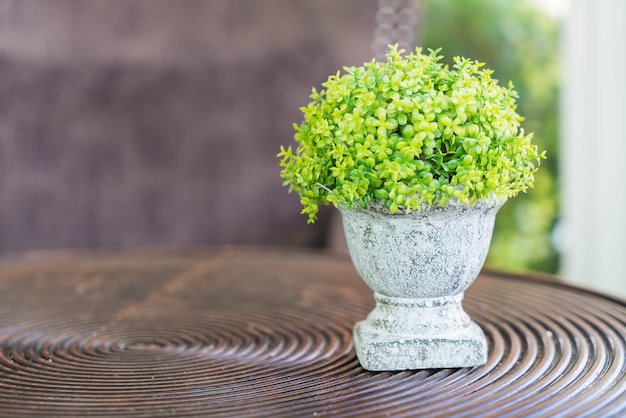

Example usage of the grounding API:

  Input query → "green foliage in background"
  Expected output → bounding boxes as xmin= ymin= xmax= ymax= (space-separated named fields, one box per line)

xmin=420 ymin=0 xmax=560 ymax=273
xmin=279 ymin=46 xmax=544 ymax=223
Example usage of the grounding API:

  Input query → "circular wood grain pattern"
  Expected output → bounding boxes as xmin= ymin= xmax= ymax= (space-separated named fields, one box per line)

xmin=0 ymin=247 xmax=625 ymax=416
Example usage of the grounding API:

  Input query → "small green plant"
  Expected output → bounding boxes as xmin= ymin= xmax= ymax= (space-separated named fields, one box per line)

xmin=278 ymin=46 xmax=544 ymax=223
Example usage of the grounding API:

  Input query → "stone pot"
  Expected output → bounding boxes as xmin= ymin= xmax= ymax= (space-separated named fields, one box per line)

xmin=340 ymin=198 xmax=505 ymax=371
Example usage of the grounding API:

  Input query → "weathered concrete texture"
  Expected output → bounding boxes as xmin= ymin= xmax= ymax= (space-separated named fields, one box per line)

xmin=341 ymin=199 xmax=504 ymax=370
xmin=353 ymin=319 xmax=487 ymax=371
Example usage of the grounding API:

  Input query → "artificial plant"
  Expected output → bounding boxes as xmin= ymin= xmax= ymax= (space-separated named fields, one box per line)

xmin=279 ymin=46 xmax=544 ymax=223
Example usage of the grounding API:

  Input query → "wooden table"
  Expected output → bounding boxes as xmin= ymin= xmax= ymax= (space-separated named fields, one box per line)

xmin=0 ymin=246 xmax=625 ymax=417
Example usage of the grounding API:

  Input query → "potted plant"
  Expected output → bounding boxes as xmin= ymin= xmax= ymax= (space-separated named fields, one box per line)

xmin=278 ymin=46 xmax=544 ymax=371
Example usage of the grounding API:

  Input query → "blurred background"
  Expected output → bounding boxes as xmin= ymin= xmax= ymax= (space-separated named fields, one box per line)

xmin=0 ymin=0 xmax=623 ymax=296
xmin=0 ymin=0 xmax=377 ymax=251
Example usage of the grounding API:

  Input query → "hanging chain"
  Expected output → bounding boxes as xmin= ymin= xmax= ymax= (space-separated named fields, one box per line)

xmin=372 ymin=0 xmax=420 ymax=60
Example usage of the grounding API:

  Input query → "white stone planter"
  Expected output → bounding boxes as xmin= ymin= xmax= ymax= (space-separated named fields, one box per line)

xmin=340 ymin=199 xmax=504 ymax=371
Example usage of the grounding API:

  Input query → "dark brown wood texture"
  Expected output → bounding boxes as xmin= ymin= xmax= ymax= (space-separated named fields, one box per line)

xmin=1 ymin=247 xmax=625 ymax=417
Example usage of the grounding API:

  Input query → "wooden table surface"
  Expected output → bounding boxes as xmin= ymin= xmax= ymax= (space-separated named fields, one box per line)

xmin=0 ymin=246 xmax=625 ymax=417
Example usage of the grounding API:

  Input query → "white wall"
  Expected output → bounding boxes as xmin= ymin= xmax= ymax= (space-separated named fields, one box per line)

xmin=561 ymin=0 xmax=626 ymax=297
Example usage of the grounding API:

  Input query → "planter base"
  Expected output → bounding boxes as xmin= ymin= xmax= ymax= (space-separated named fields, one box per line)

xmin=353 ymin=320 xmax=487 ymax=371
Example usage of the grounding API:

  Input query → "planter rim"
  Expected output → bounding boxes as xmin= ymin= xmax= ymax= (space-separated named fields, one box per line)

xmin=339 ymin=196 xmax=506 ymax=216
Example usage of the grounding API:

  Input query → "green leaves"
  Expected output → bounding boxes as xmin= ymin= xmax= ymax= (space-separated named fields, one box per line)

xmin=279 ymin=45 xmax=544 ymax=223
